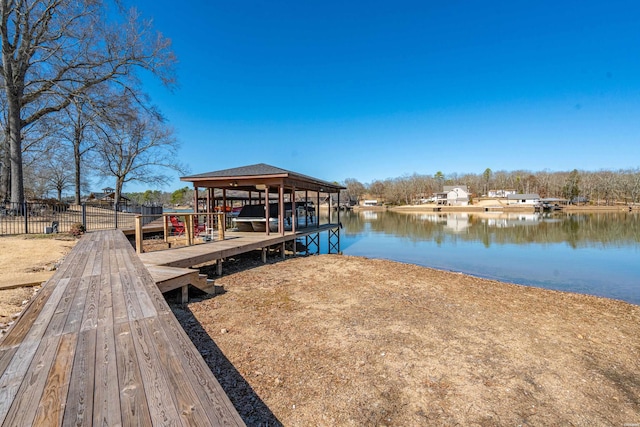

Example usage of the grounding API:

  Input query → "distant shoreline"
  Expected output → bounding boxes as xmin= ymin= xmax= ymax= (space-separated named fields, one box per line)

xmin=352 ymin=204 xmax=636 ymax=214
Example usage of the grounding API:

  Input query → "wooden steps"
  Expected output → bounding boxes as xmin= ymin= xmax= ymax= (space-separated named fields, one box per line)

xmin=145 ymin=265 xmax=215 ymax=303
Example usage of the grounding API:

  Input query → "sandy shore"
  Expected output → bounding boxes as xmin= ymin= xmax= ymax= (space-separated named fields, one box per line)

xmin=171 ymin=253 xmax=640 ymax=426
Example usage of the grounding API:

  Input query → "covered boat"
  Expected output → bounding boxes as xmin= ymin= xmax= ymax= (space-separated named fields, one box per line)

xmin=232 ymin=202 xmax=315 ymax=232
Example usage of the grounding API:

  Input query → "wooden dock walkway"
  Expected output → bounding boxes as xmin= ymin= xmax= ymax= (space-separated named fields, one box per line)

xmin=139 ymin=224 xmax=339 ymax=270
xmin=0 ymin=229 xmax=244 ymax=426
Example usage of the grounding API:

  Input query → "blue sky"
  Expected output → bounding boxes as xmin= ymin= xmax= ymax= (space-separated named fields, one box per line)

xmin=126 ymin=0 xmax=640 ymax=192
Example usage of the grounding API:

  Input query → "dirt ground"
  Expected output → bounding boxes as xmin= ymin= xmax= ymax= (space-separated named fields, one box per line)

xmin=2 ymin=234 xmax=639 ymax=425
xmin=169 ymin=253 xmax=640 ymax=426
xmin=0 ymin=234 xmax=76 ymax=331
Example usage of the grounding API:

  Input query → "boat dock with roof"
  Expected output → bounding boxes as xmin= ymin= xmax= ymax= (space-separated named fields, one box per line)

xmin=135 ymin=164 xmax=345 ymax=301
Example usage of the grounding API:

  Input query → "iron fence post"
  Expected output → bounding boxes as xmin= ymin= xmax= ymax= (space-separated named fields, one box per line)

xmin=23 ymin=201 xmax=28 ymax=234
xmin=82 ymin=203 xmax=87 ymax=229
xmin=114 ymin=202 xmax=118 ymax=229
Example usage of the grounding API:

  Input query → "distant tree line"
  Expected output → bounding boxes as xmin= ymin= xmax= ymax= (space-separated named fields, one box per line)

xmin=126 ymin=186 xmax=195 ymax=207
xmin=341 ymin=168 xmax=640 ymax=206
xmin=108 ymin=167 xmax=640 ymax=209
xmin=0 ymin=0 xmax=185 ymax=208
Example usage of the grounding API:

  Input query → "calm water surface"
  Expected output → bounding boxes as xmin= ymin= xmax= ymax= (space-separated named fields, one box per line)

xmin=336 ymin=210 xmax=640 ymax=305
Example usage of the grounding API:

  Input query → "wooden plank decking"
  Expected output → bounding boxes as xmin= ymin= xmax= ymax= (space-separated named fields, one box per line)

xmin=139 ymin=223 xmax=338 ymax=269
xmin=0 ymin=229 xmax=244 ymax=426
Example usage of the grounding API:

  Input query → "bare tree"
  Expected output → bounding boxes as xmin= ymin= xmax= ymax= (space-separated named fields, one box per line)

xmin=55 ymin=95 xmax=104 ymax=204
xmin=0 ymin=120 xmax=8 ymax=202
xmin=342 ymin=178 xmax=366 ymax=204
xmin=629 ymin=169 xmax=640 ymax=204
xmin=368 ymin=180 xmax=386 ymax=200
xmin=1 ymin=95 xmax=11 ymax=201
xmin=33 ymin=144 xmax=75 ymax=200
xmin=0 ymin=0 xmax=176 ymax=206
xmin=95 ymin=105 xmax=185 ymax=207
xmin=356 ymin=167 xmax=640 ymax=206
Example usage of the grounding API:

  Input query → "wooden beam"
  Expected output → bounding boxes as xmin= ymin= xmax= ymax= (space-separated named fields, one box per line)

xmin=292 ymin=186 xmax=297 ymax=233
xmin=264 ymin=186 xmax=270 ymax=236
xmin=193 ymin=184 xmax=198 ymax=213
xmin=279 ymin=184 xmax=285 ymax=236
xmin=135 ymin=216 xmax=143 ymax=254
xmin=222 ymin=189 xmax=227 ymax=213
xmin=317 ymin=191 xmax=320 ymax=229
xmin=163 ymin=215 xmax=169 ymax=243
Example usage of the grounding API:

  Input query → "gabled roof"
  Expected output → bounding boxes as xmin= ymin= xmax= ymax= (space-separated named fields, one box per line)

xmin=86 ymin=192 xmax=130 ymax=201
xmin=181 ymin=163 xmax=344 ymax=193
xmin=184 ymin=163 xmax=290 ymax=178
xmin=443 ymin=185 xmax=468 ymax=192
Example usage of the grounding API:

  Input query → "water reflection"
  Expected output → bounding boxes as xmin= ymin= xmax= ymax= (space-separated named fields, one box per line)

xmin=342 ymin=210 xmax=640 ymax=248
xmin=340 ymin=210 xmax=640 ymax=305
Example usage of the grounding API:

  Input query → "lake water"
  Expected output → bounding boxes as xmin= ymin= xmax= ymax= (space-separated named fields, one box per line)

xmin=334 ymin=210 xmax=640 ymax=305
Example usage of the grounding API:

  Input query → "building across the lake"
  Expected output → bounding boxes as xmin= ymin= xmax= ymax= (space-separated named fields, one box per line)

xmin=488 ymin=189 xmax=517 ymax=198
xmin=435 ymin=185 xmax=470 ymax=206
xmin=506 ymin=193 xmax=541 ymax=206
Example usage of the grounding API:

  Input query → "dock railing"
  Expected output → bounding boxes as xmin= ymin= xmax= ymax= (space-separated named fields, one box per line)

xmin=135 ymin=212 xmax=227 ymax=254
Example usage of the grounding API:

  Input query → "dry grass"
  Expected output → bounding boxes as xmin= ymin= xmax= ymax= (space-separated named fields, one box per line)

xmin=0 ymin=234 xmax=76 ymax=332
xmin=0 ymin=234 xmax=76 ymax=289
xmin=173 ymin=254 xmax=640 ymax=426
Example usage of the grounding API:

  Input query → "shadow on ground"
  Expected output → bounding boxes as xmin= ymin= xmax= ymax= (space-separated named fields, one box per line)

xmin=167 ymin=289 xmax=282 ymax=426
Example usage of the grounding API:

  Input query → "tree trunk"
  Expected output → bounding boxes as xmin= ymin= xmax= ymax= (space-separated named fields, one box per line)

xmin=74 ymin=139 xmax=81 ymax=204
xmin=114 ymin=178 xmax=123 ymax=209
xmin=0 ymin=129 xmax=9 ymax=202
xmin=8 ymin=96 xmax=24 ymax=206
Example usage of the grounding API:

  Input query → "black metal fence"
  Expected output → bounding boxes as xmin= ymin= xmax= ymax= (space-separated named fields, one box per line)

xmin=0 ymin=202 xmax=163 ymax=235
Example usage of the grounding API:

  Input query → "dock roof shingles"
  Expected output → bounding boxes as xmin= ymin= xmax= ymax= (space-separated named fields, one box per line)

xmin=181 ymin=163 xmax=344 ymax=192
xmin=183 ymin=163 xmax=289 ymax=178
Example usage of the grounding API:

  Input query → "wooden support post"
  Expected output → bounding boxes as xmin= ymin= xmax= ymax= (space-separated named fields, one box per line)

xmin=337 ymin=191 xmax=341 ymax=226
xmin=279 ymin=185 xmax=285 ymax=235
xmin=181 ymin=285 xmax=189 ymax=304
xmin=216 ymin=212 xmax=225 ymax=240
xmin=293 ymin=238 xmax=297 ymax=256
xmin=265 ymin=186 xmax=270 ymax=235
xmin=186 ymin=215 xmax=193 ymax=246
xmin=217 ymin=259 xmax=223 ymax=276
xmin=163 ymin=215 xmax=169 ymax=243
xmin=317 ymin=191 xmax=321 ymax=229
xmin=223 ymin=189 xmax=227 ymax=214
xmin=292 ymin=186 xmax=297 ymax=233
xmin=135 ymin=215 xmax=143 ymax=254
xmin=193 ymin=184 xmax=199 ymax=213
xmin=262 ymin=248 xmax=267 ymax=263
xmin=305 ymin=190 xmax=309 ymax=227
xmin=281 ymin=242 xmax=286 ymax=259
